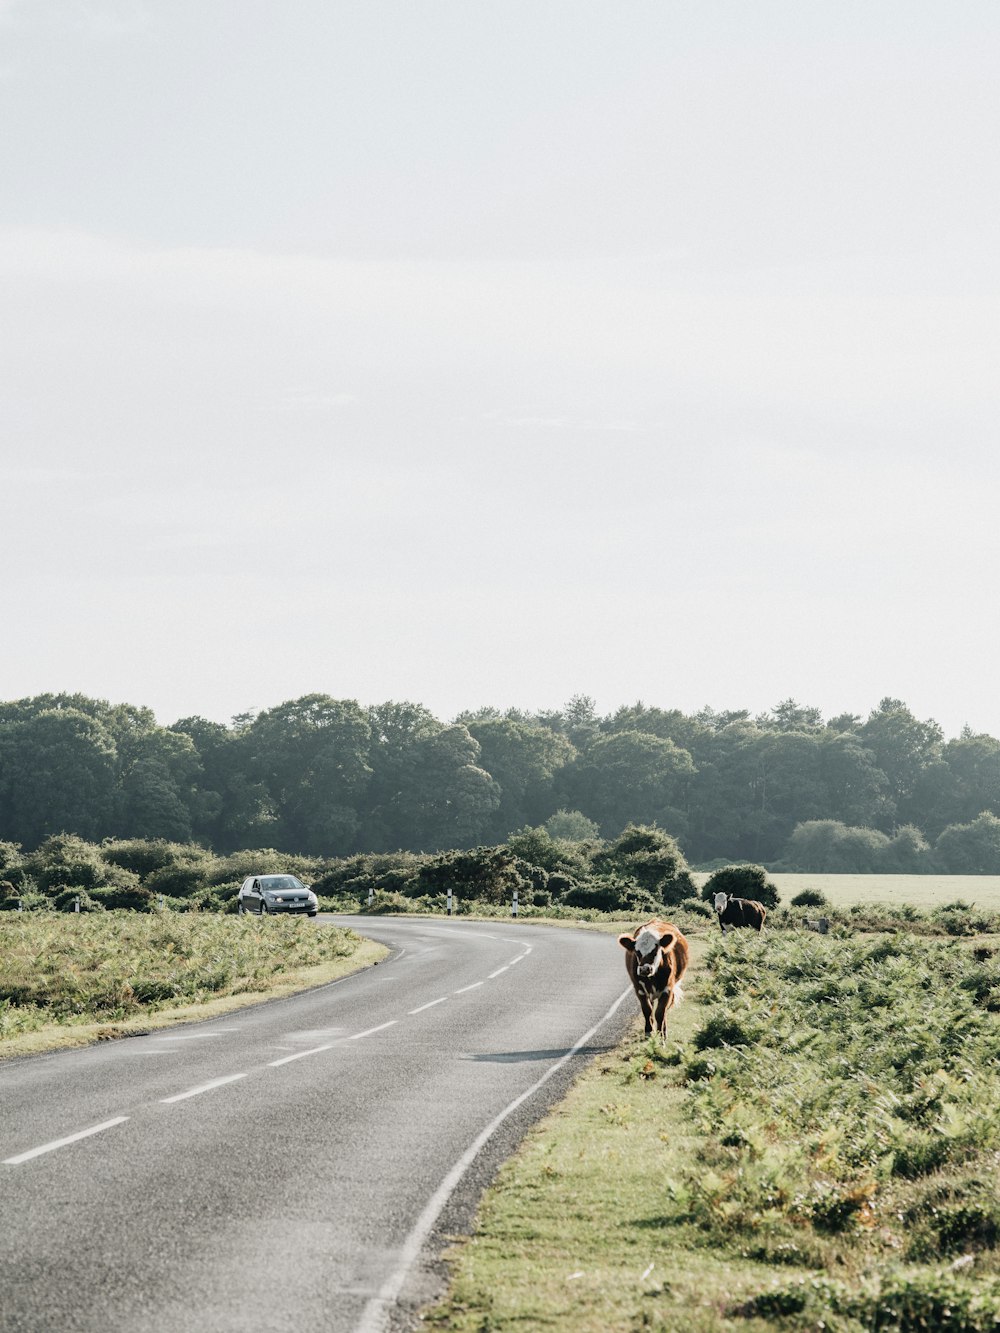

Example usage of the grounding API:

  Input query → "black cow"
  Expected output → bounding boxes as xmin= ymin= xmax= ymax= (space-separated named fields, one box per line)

xmin=713 ymin=892 xmax=766 ymax=934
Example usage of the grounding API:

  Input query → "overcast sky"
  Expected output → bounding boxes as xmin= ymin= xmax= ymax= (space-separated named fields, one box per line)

xmin=3 ymin=1 xmax=999 ymax=738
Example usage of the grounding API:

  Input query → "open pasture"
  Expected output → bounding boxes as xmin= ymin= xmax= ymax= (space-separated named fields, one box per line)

xmin=695 ymin=872 xmax=1000 ymax=912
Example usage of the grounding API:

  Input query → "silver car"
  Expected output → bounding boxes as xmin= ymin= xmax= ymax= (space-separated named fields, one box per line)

xmin=237 ymin=874 xmax=318 ymax=917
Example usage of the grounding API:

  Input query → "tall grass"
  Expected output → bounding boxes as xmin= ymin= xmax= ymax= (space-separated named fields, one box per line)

xmin=0 ymin=914 xmax=362 ymax=1040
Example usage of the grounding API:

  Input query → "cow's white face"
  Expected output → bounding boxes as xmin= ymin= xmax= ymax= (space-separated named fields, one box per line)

xmin=713 ymin=892 xmax=728 ymax=913
xmin=633 ymin=926 xmax=663 ymax=979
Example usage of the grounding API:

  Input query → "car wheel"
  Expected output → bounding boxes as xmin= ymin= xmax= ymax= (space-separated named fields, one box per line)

xmin=259 ymin=901 xmax=269 ymax=916
xmin=237 ymin=901 xmax=245 ymax=915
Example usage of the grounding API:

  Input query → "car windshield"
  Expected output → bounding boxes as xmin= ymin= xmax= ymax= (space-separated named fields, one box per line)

xmin=259 ymin=876 xmax=305 ymax=890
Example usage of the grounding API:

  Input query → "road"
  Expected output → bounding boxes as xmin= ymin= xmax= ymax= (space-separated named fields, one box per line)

xmin=0 ymin=915 xmax=637 ymax=1332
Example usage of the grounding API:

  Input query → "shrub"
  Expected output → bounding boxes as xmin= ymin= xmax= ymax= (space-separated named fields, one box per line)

xmin=790 ymin=888 xmax=829 ymax=908
xmin=51 ymin=888 xmax=102 ymax=912
xmin=90 ymin=885 xmax=157 ymax=912
xmin=701 ymin=863 xmax=780 ymax=909
xmin=543 ymin=809 xmax=600 ymax=841
xmin=144 ymin=861 xmax=212 ymax=898
xmin=592 ymin=825 xmax=694 ymax=906
xmin=100 ymin=838 xmax=187 ymax=879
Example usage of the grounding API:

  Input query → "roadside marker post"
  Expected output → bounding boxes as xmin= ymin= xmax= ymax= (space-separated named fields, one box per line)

xmin=446 ymin=887 xmax=452 ymax=917
xmin=512 ymin=888 xmax=518 ymax=918
xmin=368 ymin=885 xmax=374 ymax=910
xmin=74 ymin=896 xmax=80 ymax=913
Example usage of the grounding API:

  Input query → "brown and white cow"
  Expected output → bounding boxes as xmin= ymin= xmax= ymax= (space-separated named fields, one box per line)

xmin=713 ymin=892 xmax=766 ymax=934
xmin=618 ymin=918 xmax=689 ymax=1039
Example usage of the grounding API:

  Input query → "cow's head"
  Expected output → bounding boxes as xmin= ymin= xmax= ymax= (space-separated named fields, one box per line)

xmin=713 ymin=892 xmax=728 ymax=914
xmin=619 ymin=925 xmax=675 ymax=979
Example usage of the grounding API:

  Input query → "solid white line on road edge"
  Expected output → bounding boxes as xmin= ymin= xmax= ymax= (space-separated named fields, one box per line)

xmin=4 ymin=1117 xmax=130 ymax=1166
xmin=487 ymin=966 xmax=510 ymax=978
xmin=408 ymin=997 xmax=449 ymax=1015
xmin=268 ymin=1044 xmax=335 ymax=1067
xmin=354 ymin=985 xmax=635 ymax=1333
xmin=453 ymin=982 xmax=483 ymax=994
xmin=160 ymin=1073 xmax=248 ymax=1103
xmin=349 ymin=1020 xmax=399 ymax=1041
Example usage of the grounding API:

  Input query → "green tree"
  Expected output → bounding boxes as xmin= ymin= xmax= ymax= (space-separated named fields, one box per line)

xmin=248 ymin=695 xmax=372 ymax=855
xmin=860 ymin=698 xmax=943 ymax=814
xmin=934 ymin=812 xmax=1000 ymax=874
xmin=543 ymin=809 xmax=599 ymax=842
xmin=465 ymin=717 xmax=574 ymax=839
xmin=780 ymin=819 xmax=890 ymax=873
xmin=398 ymin=725 xmax=501 ymax=850
xmin=591 ymin=824 xmax=694 ymax=907
xmin=565 ymin=730 xmax=694 ymax=838
xmin=0 ymin=706 xmax=117 ymax=847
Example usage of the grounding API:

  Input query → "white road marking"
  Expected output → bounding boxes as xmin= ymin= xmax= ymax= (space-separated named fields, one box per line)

xmin=408 ymin=997 xmax=448 ymax=1015
xmin=4 ymin=1117 xmax=130 ymax=1166
xmin=349 ymin=1020 xmax=398 ymax=1040
xmin=355 ymin=986 xmax=634 ymax=1333
xmin=508 ymin=954 xmax=527 ymax=966
xmin=487 ymin=966 xmax=510 ymax=979
xmin=453 ymin=982 xmax=483 ymax=994
xmin=268 ymin=1044 xmax=334 ymax=1067
xmin=153 ymin=1031 xmax=227 ymax=1041
xmin=160 ymin=1073 xmax=248 ymax=1103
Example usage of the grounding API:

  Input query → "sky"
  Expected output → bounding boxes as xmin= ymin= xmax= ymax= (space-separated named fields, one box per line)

xmin=3 ymin=1 xmax=999 ymax=739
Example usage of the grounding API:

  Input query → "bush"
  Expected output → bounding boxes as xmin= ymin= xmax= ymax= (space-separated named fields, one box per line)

xmin=52 ymin=887 xmax=103 ymax=912
xmin=701 ymin=863 xmax=780 ymax=909
xmin=90 ymin=885 xmax=157 ymax=912
xmin=790 ymin=888 xmax=829 ymax=908
xmin=100 ymin=838 xmax=187 ymax=879
xmin=592 ymin=825 xmax=694 ymax=906
xmin=144 ymin=861 xmax=212 ymax=898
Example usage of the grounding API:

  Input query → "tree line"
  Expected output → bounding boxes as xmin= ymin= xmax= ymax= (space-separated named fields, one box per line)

xmin=1 ymin=691 xmax=999 ymax=870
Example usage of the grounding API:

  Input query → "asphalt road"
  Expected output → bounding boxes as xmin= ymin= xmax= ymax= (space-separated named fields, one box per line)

xmin=0 ymin=915 xmax=637 ymax=1333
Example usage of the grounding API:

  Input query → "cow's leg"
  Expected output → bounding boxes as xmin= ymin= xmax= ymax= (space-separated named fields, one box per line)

xmin=653 ymin=991 xmax=670 ymax=1040
xmin=636 ymin=986 xmax=653 ymax=1035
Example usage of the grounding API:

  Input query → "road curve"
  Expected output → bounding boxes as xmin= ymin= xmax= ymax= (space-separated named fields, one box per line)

xmin=0 ymin=915 xmax=638 ymax=1333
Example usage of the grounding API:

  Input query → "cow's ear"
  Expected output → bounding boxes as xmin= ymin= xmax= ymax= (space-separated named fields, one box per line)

xmin=618 ymin=934 xmax=636 ymax=951
xmin=658 ymin=931 xmax=675 ymax=949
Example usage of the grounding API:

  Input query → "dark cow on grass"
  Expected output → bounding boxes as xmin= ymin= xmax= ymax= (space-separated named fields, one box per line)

xmin=618 ymin=918 xmax=689 ymax=1040
xmin=713 ymin=892 xmax=766 ymax=934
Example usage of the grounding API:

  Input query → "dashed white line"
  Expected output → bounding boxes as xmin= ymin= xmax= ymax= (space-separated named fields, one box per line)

xmin=508 ymin=954 xmax=527 ymax=966
xmin=453 ymin=981 xmax=483 ymax=994
xmin=268 ymin=1044 xmax=335 ymax=1067
xmin=4 ymin=1117 xmax=130 ymax=1166
xmin=350 ymin=1020 xmax=399 ymax=1041
xmin=408 ymin=997 xmax=449 ymax=1015
xmin=487 ymin=966 xmax=510 ymax=979
xmin=160 ymin=1073 xmax=248 ymax=1104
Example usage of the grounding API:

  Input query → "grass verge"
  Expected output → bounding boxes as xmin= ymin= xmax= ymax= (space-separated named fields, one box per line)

xmin=426 ymin=929 xmax=1000 ymax=1331
xmin=0 ymin=913 xmax=387 ymax=1059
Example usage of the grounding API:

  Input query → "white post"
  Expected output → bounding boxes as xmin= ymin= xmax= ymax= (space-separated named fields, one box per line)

xmin=74 ymin=896 xmax=80 ymax=913
xmin=512 ymin=888 xmax=518 ymax=918
xmin=367 ymin=884 xmax=374 ymax=910
xmin=17 ymin=898 xmax=23 ymax=912
xmin=158 ymin=894 xmax=165 ymax=911
xmin=447 ymin=887 xmax=453 ymax=917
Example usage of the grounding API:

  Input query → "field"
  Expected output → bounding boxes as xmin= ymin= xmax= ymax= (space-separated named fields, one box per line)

xmin=0 ymin=913 xmax=383 ymax=1057
xmin=694 ymin=872 xmax=1000 ymax=913
xmin=429 ymin=924 xmax=1000 ymax=1331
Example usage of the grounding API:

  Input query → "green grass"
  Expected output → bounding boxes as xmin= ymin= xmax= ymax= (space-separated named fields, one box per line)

xmin=0 ymin=913 xmax=384 ymax=1055
xmin=427 ymin=928 xmax=1000 ymax=1331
